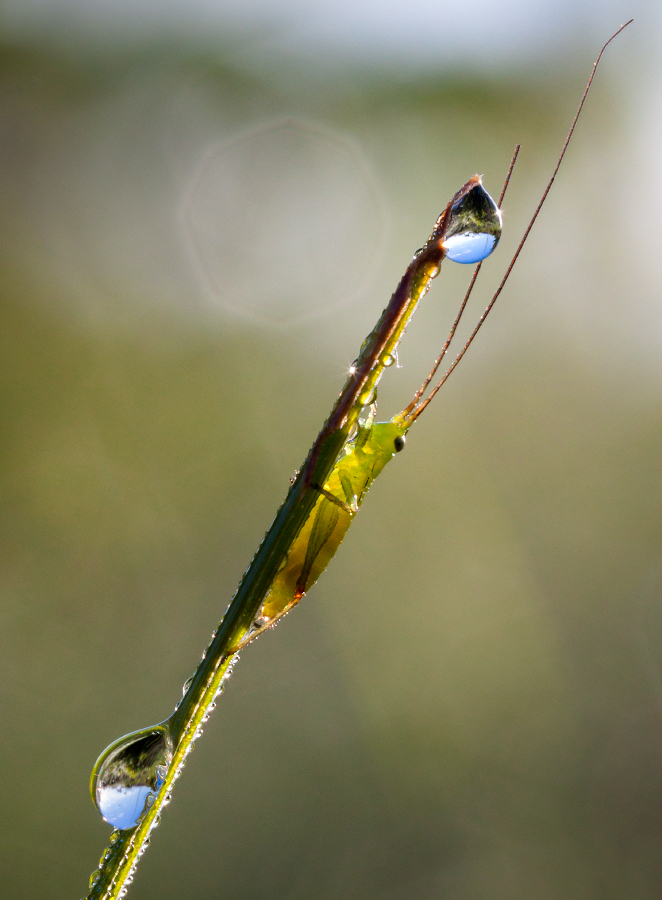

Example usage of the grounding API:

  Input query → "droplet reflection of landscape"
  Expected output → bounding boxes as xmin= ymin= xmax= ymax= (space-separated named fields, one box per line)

xmin=91 ymin=727 xmax=172 ymax=831
xmin=442 ymin=176 xmax=502 ymax=264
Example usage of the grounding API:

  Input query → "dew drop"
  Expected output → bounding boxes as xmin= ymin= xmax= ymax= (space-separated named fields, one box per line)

xmin=360 ymin=388 xmax=377 ymax=406
xmin=382 ymin=353 xmax=396 ymax=368
xmin=91 ymin=726 xmax=172 ymax=831
xmin=442 ymin=179 xmax=501 ymax=265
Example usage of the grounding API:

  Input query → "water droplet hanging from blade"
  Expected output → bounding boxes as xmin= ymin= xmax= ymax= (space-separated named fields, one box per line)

xmin=442 ymin=178 xmax=502 ymax=264
xmin=90 ymin=726 xmax=172 ymax=830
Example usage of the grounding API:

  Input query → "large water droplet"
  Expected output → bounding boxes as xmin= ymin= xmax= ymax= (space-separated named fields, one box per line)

xmin=443 ymin=179 xmax=501 ymax=265
xmin=91 ymin=726 xmax=172 ymax=830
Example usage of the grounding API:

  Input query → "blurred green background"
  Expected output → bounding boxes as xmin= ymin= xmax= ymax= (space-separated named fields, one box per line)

xmin=2 ymin=1 xmax=662 ymax=898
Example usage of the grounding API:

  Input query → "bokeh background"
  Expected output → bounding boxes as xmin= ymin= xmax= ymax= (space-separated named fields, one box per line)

xmin=2 ymin=1 xmax=662 ymax=898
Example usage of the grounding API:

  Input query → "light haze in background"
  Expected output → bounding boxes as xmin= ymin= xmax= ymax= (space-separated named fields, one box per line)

xmin=0 ymin=0 xmax=647 ymax=68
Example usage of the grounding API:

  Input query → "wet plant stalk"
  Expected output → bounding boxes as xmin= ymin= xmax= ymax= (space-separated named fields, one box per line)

xmin=85 ymin=184 xmax=460 ymax=900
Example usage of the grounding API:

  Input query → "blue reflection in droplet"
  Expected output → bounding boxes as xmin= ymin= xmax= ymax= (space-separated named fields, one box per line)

xmin=443 ymin=232 xmax=497 ymax=264
xmin=97 ymin=784 xmax=154 ymax=831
